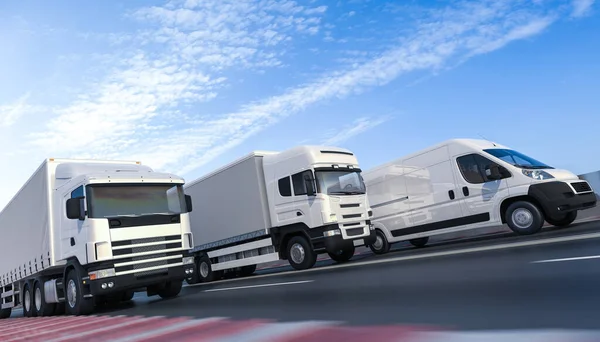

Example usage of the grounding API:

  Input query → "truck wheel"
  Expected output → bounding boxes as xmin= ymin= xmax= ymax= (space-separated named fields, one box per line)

xmin=239 ymin=264 xmax=257 ymax=277
xmin=121 ymin=290 xmax=135 ymax=302
xmin=34 ymin=279 xmax=56 ymax=316
xmin=157 ymin=280 xmax=182 ymax=299
xmin=328 ymin=245 xmax=355 ymax=263
xmin=409 ymin=237 xmax=429 ymax=248
xmin=506 ymin=201 xmax=544 ymax=235
xmin=369 ymin=230 xmax=391 ymax=255
xmin=22 ymin=282 xmax=36 ymax=317
xmin=286 ymin=235 xmax=317 ymax=270
xmin=0 ymin=308 xmax=11 ymax=319
xmin=197 ymin=255 xmax=222 ymax=283
xmin=64 ymin=269 xmax=94 ymax=316
xmin=546 ymin=211 xmax=577 ymax=227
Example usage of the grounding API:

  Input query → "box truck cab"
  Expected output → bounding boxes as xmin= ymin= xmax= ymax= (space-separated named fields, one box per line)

xmin=185 ymin=145 xmax=375 ymax=283
xmin=1 ymin=159 xmax=195 ymax=319
xmin=362 ymin=139 xmax=596 ymax=254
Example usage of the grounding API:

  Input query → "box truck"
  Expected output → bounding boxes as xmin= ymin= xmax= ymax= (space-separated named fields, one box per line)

xmin=184 ymin=145 xmax=375 ymax=283
xmin=362 ymin=139 xmax=597 ymax=254
xmin=0 ymin=158 xmax=195 ymax=319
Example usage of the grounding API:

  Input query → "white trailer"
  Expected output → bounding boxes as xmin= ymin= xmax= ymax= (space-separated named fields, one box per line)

xmin=0 ymin=158 xmax=195 ymax=319
xmin=362 ymin=139 xmax=597 ymax=254
xmin=184 ymin=145 xmax=375 ymax=283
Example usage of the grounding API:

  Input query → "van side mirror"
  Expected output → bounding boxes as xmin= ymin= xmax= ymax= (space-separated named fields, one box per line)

xmin=66 ymin=198 xmax=85 ymax=220
xmin=185 ymin=195 xmax=193 ymax=212
xmin=304 ymin=175 xmax=316 ymax=196
xmin=485 ymin=165 xmax=502 ymax=180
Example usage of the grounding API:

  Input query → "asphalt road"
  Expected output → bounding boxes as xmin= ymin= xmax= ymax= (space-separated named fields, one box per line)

xmin=9 ymin=219 xmax=600 ymax=330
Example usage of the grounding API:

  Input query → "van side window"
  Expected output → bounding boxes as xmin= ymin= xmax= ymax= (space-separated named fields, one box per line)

xmin=457 ymin=154 xmax=510 ymax=184
xmin=291 ymin=170 xmax=312 ymax=196
xmin=71 ymin=185 xmax=84 ymax=199
xmin=278 ymin=177 xmax=292 ymax=197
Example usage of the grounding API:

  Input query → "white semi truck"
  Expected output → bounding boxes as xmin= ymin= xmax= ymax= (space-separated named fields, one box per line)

xmin=184 ymin=145 xmax=375 ymax=283
xmin=0 ymin=158 xmax=195 ymax=319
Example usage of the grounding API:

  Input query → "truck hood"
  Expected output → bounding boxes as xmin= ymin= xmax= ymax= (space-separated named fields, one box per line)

xmin=544 ymin=168 xmax=581 ymax=181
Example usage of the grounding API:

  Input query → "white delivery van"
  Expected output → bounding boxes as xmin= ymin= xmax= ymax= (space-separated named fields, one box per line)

xmin=362 ymin=139 xmax=597 ymax=254
xmin=184 ymin=145 xmax=375 ymax=283
xmin=0 ymin=158 xmax=195 ymax=319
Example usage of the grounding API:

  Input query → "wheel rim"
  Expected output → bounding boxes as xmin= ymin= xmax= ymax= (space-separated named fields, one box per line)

xmin=24 ymin=288 xmax=31 ymax=312
xmin=290 ymin=243 xmax=305 ymax=264
xmin=372 ymin=235 xmax=383 ymax=250
xmin=67 ymin=279 xmax=77 ymax=308
xmin=200 ymin=262 xmax=209 ymax=278
xmin=35 ymin=287 xmax=42 ymax=311
xmin=512 ymin=208 xmax=533 ymax=229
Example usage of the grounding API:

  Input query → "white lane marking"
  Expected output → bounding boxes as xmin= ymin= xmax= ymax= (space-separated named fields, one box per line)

xmin=187 ymin=231 xmax=600 ymax=288
xmin=214 ymin=320 xmax=338 ymax=342
xmin=531 ymin=254 xmax=600 ymax=264
xmin=107 ymin=317 xmax=225 ymax=342
xmin=203 ymin=280 xmax=314 ymax=293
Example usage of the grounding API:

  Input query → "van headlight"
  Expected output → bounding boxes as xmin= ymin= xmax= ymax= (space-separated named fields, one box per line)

xmin=522 ymin=169 xmax=554 ymax=180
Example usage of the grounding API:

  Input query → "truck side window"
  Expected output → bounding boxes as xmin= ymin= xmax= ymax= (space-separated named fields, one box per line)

xmin=291 ymin=170 xmax=312 ymax=196
xmin=71 ymin=185 xmax=84 ymax=199
xmin=456 ymin=154 xmax=486 ymax=184
xmin=278 ymin=177 xmax=292 ymax=197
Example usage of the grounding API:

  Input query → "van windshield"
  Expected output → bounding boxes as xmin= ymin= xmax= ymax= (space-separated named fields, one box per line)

xmin=314 ymin=170 xmax=366 ymax=195
xmin=483 ymin=149 xmax=553 ymax=169
xmin=86 ymin=183 xmax=187 ymax=218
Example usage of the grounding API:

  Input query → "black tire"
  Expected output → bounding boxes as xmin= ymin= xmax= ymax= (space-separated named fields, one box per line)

xmin=196 ymin=255 xmax=221 ymax=283
xmin=64 ymin=269 xmax=94 ymax=316
xmin=546 ymin=211 xmax=577 ymax=227
xmin=505 ymin=201 xmax=544 ymax=235
xmin=239 ymin=264 xmax=257 ymax=277
xmin=286 ymin=235 xmax=317 ymax=270
xmin=409 ymin=237 xmax=429 ymax=248
xmin=22 ymin=282 xmax=36 ymax=317
xmin=121 ymin=290 xmax=134 ymax=302
xmin=369 ymin=229 xmax=391 ymax=255
xmin=33 ymin=279 xmax=56 ymax=317
xmin=0 ymin=308 xmax=11 ymax=319
xmin=157 ymin=280 xmax=182 ymax=299
xmin=328 ymin=245 xmax=355 ymax=263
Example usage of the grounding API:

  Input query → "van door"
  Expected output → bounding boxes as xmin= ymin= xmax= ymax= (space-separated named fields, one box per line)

xmin=453 ymin=153 xmax=511 ymax=226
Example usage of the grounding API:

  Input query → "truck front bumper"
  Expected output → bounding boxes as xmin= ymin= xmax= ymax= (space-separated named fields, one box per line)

xmin=528 ymin=181 xmax=597 ymax=219
xmin=323 ymin=227 xmax=377 ymax=253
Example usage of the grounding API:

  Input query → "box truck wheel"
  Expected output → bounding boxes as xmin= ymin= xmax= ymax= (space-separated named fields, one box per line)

xmin=546 ymin=211 xmax=577 ymax=227
xmin=64 ymin=269 xmax=94 ymax=316
xmin=286 ymin=235 xmax=317 ymax=270
xmin=33 ymin=279 xmax=56 ymax=316
xmin=328 ymin=245 xmax=355 ymax=263
xmin=157 ymin=280 xmax=182 ymax=299
xmin=505 ymin=201 xmax=544 ymax=235
xmin=369 ymin=230 xmax=391 ymax=254
xmin=22 ymin=282 xmax=36 ymax=317
xmin=0 ymin=308 xmax=10 ymax=319
xmin=409 ymin=237 xmax=429 ymax=248
xmin=197 ymin=255 xmax=221 ymax=283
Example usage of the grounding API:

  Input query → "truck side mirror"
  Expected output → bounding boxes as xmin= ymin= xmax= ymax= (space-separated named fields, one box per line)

xmin=66 ymin=198 xmax=85 ymax=220
xmin=185 ymin=195 xmax=193 ymax=212
xmin=485 ymin=165 xmax=502 ymax=180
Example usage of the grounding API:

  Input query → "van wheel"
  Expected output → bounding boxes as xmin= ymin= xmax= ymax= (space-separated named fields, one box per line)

xmin=287 ymin=236 xmax=317 ymax=270
xmin=369 ymin=229 xmax=391 ymax=255
xmin=546 ymin=211 xmax=577 ymax=227
xmin=409 ymin=237 xmax=429 ymax=248
xmin=328 ymin=245 xmax=355 ymax=263
xmin=506 ymin=201 xmax=544 ymax=235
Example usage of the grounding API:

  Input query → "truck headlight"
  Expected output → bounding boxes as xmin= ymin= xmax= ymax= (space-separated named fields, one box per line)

xmin=522 ymin=169 xmax=554 ymax=180
xmin=183 ymin=256 xmax=194 ymax=265
xmin=329 ymin=214 xmax=337 ymax=222
xmin=89 ymin=268 xmax=116 ymax=280
xmin=324 ymin=229 xmax=341 ymax=237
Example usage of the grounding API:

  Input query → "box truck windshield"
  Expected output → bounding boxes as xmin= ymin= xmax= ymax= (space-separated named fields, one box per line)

xmin=85 ymin=183 xmax=187 ymax=218
xmin=483 ymin=148 xmax=553 ymax=170
xmin=315 ymin=170 xmax=366 ymax=195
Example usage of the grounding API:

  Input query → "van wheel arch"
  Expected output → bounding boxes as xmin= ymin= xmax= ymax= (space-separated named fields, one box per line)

xmin=500 ymin=196 xmax=545 ymax=224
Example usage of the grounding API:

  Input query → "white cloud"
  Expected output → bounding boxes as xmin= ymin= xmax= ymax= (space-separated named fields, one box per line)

xmin=0 ymin=93 xmax=43 ymax=127
xmin=571 ymin=0 xmax=595 ymax=17
xmin=321 ymin=117 xmax=390 ymax=146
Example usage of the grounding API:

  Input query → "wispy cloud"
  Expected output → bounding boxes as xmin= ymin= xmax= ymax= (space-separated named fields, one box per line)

xmin=571 ymin=0 xmax=595 ymax=17
xmin=0 ymin=93 xmax=43 ymax=128
xmin=321 ymin=116 xmax=391 ymax=146
xmin=18 ymin=0 xmax=588 ymax=177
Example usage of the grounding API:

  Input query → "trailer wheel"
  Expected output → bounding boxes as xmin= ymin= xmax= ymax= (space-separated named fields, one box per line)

xmin=0 ymin=308 xmax=11 ymax=319
xmin=34 ymin=279 xmax=56 ymax=316
xmin=369 ymin=229 xmax=391 ymax=255
xmin=22 ymin=282 xmax=36 ymax=317
xmin=328 ymin=245 xmax=355 ymax=263
xmin=286 ymin=235 xmax=317 ymax=270
xmin=64 ymin=269 xmax=94 ymax=316
xmin=409 ymin=237 xmax=429 ymax=248
xmin=157 ymin=280 xmax=182 ymax=299
xmin=546 ymin=211 xmax=577 ymax=227
xmin=506 ymin=201 xmax=544 ymax=235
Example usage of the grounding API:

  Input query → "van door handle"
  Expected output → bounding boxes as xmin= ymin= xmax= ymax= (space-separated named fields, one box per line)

xmin=448 ymin=190 xmax=455 ymax=200
xmin=462 ymin=187 xmax=469 ymax=196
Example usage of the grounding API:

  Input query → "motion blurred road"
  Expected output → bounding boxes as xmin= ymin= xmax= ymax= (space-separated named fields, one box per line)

xmin=10 ymin=217 xmax=600 ymax=331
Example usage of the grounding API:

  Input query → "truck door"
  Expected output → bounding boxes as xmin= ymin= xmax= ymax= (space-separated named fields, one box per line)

xmin=453 ymin=153 xmax=511 ymax=226
xmin=60 ymin=185 xmax=89 ymax=262
xmin=272 ymin=171 xmax=316 ymax=228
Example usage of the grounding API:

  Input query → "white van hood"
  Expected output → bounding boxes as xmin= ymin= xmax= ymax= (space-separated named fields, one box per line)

xmin=544 ymin=169 xmax=581 ymax=181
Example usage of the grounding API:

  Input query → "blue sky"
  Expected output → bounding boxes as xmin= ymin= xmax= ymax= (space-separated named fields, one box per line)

xmin=0 ymin=0 xmax=598 ymax=208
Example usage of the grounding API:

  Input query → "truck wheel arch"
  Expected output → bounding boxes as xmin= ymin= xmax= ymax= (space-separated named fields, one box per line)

xmin=273 ymin=223 xmax=311 ymax=260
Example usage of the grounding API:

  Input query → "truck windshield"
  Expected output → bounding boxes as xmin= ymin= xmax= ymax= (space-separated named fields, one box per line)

xmin=86 ymin=183 xmax=187 ymax=218
xmin=483 ymin=148 xmax=553 ymax=170
xmin=314 ymin=170 xmax=366 ymax=195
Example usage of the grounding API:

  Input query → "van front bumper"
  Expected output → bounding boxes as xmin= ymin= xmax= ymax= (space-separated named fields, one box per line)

xmin=528 ymin=181 xmax=597 ymax=219
xmin=323 ymin=227 xmax=377 ymax=253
